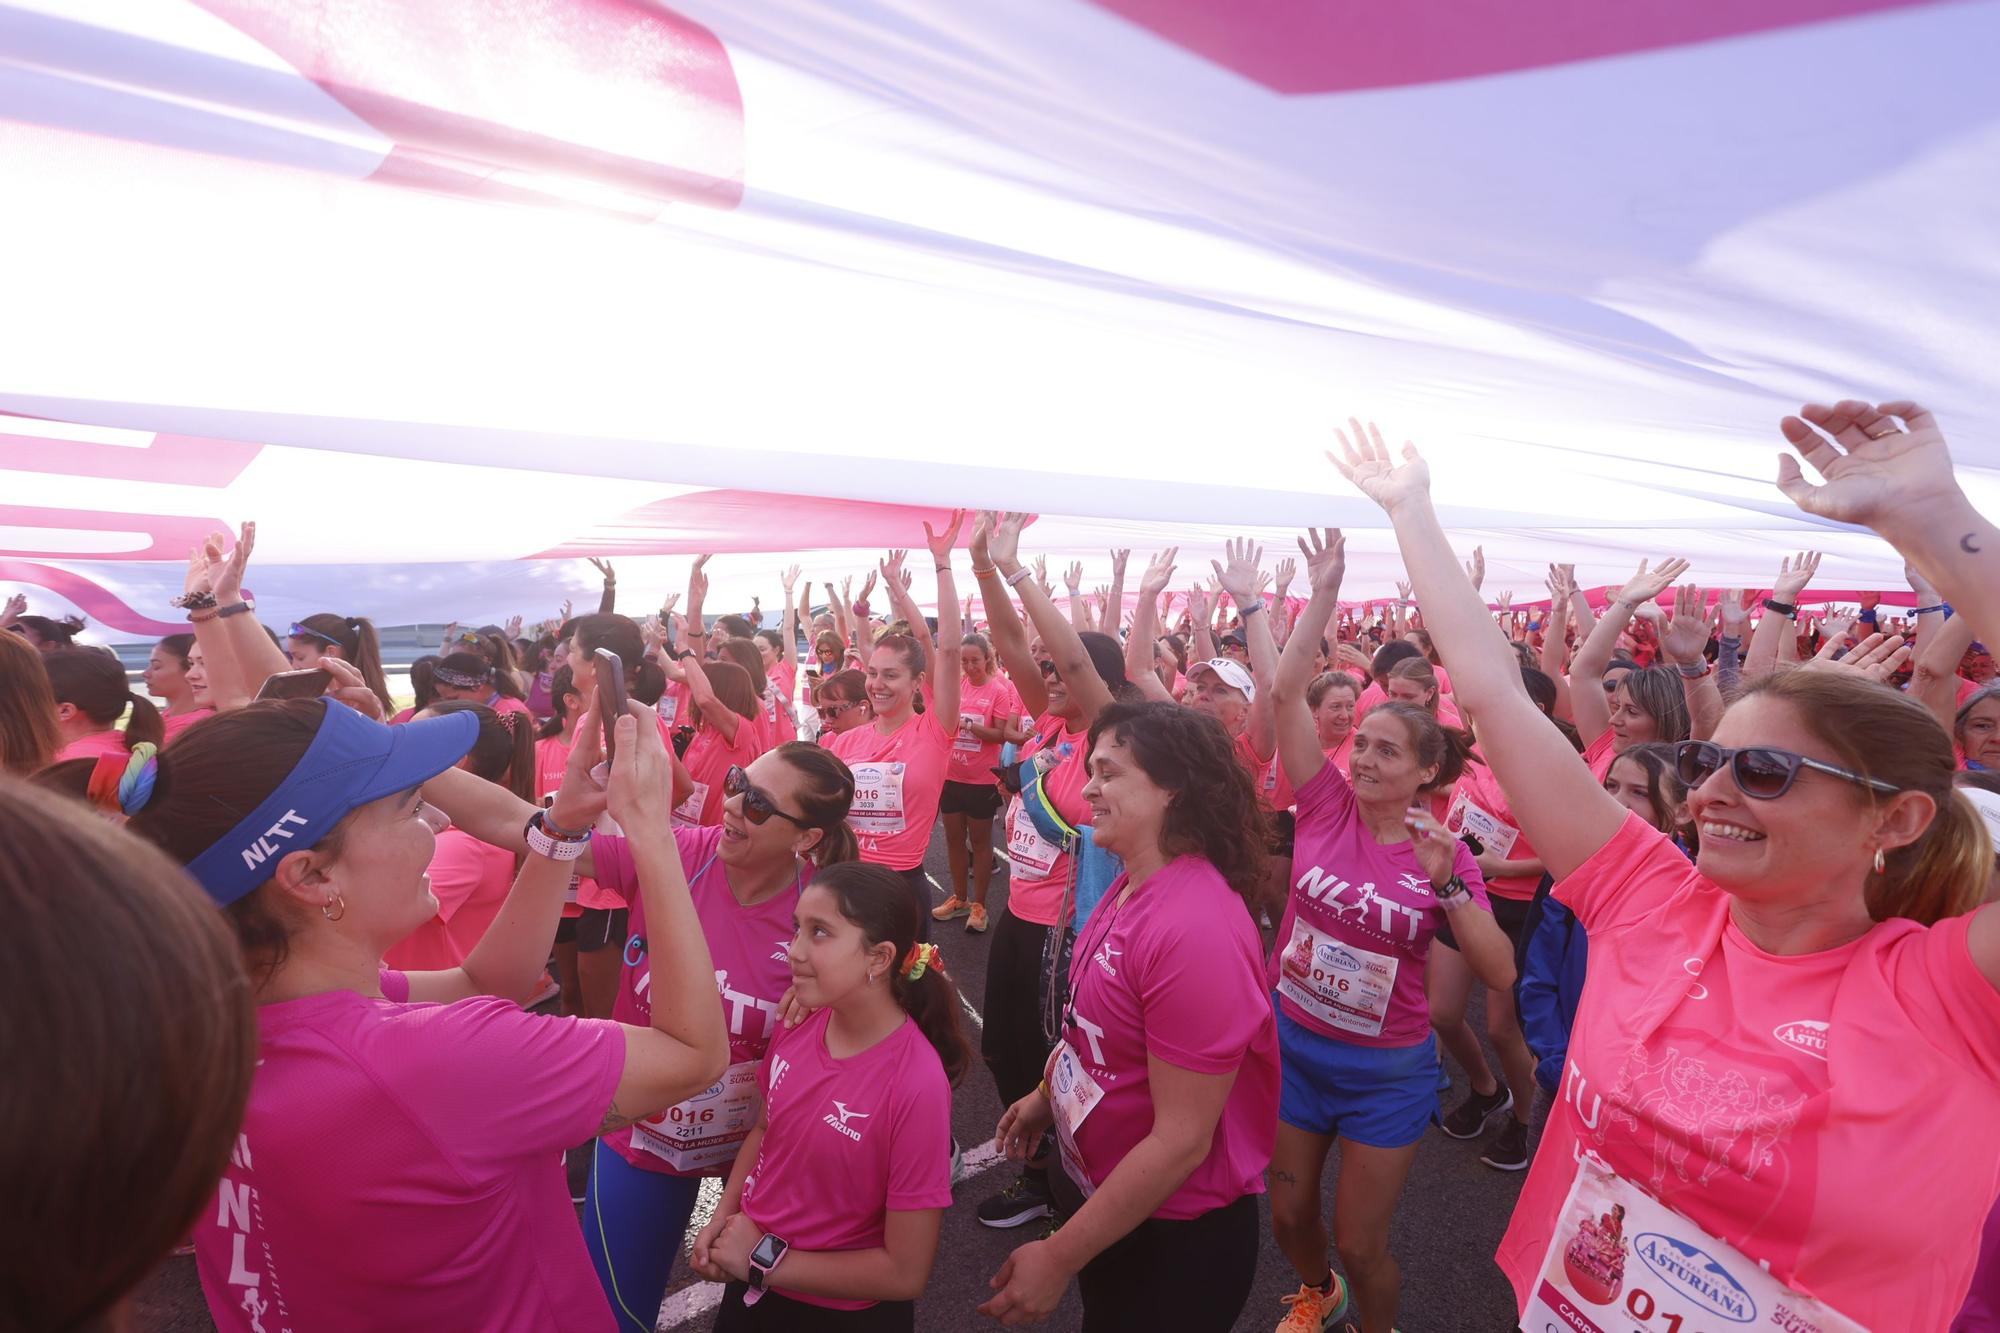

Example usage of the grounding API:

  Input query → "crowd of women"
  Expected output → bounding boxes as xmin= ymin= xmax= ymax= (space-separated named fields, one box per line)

xmin=6 ymin=398 xmax=2000 ymax=1333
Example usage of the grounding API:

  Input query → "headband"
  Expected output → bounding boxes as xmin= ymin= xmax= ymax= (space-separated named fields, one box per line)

xmin=900 ymin=942 xmax=943 ymax=982
xmin=433 ymin=664 xmax=490 ymax=689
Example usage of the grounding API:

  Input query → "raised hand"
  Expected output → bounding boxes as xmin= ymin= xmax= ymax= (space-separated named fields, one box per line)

xmin=504 ymin=614 xmax=523 ymax=640
xmin=970 ymin=511 xmax=997 ymax=568
xmin=1185 ymin=583 xmax=1211 ymax=625
xmin=1032 ymin=555 xmax=1051 ymax=596
xmin=781 ymin=565 xmax=800 ymax=594
xmin=1661 ymin=584 xmax=1712 ymax=664
xmin=1772 ymin=550 xmax=1822 ymax=603
xmin=988 ymin=512 xmax=1032 ymax=567
xmin=1273 ymin=556 xmax=1297 ymax=597
xmin=558 ymin=598 xmax=573 ymax=624
xmin=1212 ymin=537 xmax=1265 ymax=608
xmin=1298 ymin=527 xmax=1346 ymax=596
xmin=1495 ymin=589 xmax=1513 ymax=616
xmin=1714 ymin=588 xmax=1749 ymax=637
xmin=1464 ymin=545 xmax=1486 ymax=593
xmin=1613 ymin=556 xmax=1691 ymax=610
xmin=687 ymin=554 xmax=712 ymax=614
xmin=587 ymin=556 xmax=616 ymax=585
xmin=923 ymin=509 xmax=966 ymax=564
xmin=2 ymin=592 xmax=25 ymax=624
xmin=1806 ymin=631 xmax=1911 ymax=683
xmin=1329 ymin=417 xmax=1431 ymax=512
xmin=1396 ymin=579 xmax=1414 ymax=604
xmin=1905 ymin=560 xmax=1942 ymax=607
xmin=1110 ymin=548 xmax=1130 ymax=578
xmin=1137 ymin=548 xmax=1180 ymax=600
xmin=659 ymin=592 xmax=680 ymax=618
xmin=1063 ymin=561 xmax=1084 ymax=594
xmin=856 ymin=569 xmax=878 ymax=606
xmin=881 ymin=549 xmax=910 ymax=590
xmin=210 ymin=522 xmax=256 ymax=603
xmin=1776 ymin=400 xmax=1966 ymax=535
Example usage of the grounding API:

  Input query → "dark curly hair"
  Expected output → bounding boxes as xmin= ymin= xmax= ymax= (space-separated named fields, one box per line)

xmin=1087 ymin=700 xmax=1268 ymax=906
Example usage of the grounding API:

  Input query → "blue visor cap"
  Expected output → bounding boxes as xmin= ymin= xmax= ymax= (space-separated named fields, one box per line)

xmin=186 ymin=699 xmax=477 ymax=906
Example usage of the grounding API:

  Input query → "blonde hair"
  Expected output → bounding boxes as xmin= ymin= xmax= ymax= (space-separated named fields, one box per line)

xmin=1739 ymin=671 xmax=1990 ymax=924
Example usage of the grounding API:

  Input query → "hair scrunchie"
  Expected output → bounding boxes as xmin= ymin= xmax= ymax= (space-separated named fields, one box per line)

xmin=899 ymin=942 xmax=942 ymax=983
xmin=87 ymin=742 xmax=159 ymax=816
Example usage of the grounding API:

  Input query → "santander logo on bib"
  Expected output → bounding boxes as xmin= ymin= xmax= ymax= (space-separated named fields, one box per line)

xmin=1632 ymin=1233 xmax=1756 ymax=1323
xmin=1771 ymin=1019 xmax=1830 ymax=1061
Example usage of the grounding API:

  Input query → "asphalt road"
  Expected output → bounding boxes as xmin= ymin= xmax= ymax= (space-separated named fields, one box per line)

xmin=135 ymin=824 xmax=1530 ymax=1332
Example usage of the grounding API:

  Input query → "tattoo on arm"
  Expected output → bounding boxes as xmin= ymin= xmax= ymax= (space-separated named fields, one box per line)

xmin=599 ymin=1100 xmax=640 ymax=1135
xmin=1271 ymin=1169 xmax=1298 ymax=1185
xmin=1963 ymin=532 xmax=1983 ymax=555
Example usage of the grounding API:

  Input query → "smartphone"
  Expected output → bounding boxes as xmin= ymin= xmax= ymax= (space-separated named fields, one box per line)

xmin=256 ymin=668 xmax=332 ymax=701
xmin=593 ymin=647 xmax=629 ymax=763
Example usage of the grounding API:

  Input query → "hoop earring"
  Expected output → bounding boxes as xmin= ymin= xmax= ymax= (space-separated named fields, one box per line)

xmin=322 ymin=892 xmax=347 ymax=922
xmin=1872 ymin=847 xmax=1887 ymax=875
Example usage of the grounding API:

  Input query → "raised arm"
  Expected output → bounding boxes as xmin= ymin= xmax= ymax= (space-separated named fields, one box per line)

xmin=1570 ymin=556 xmax=1688 ymax=744
xmin=988 ymin=512 xmax=1113 ymax=725
xmin=1332 ymin=419 xmax=1628 ymax=881
xmin=1106 ymin=549 xmax=1130 ymax=637
xmin=1273 ymin=529 xmax=1344 ymax=790
xmin=1213 ymin=538 xmax=1278 ymax=763
xmin=778 ymin=565 xmax=801 ymax=677
xmin=1124 ymin=550 xmax=1179 ymax=704
xmin=1540 ymin=564 xmax=1576 ymax=722
xmin=1911 ymin=606 xmax=1977 ymax=733
xmin=1062 ymin=562 xmax=1089 ymax=634
xmin=1658 ymin=583 xmax=1725 ymax=741
xmin=1746 ymin=551 xmax=1820 ymax=680
xmin=969 ymin=513 xmax=1048 ymax=720
xmin=1186 ymin=583 xmax=1220 ymax=664
xmin=589 ymin=557 xmax=617 ymax=614
xmin=683 ymin=555 xmax=713 ymax=662
xmin=920 ymin=511 xmax=966 ymax=725
xmin=879 ymin=549 xmax=937 ymax=677
xmin=681 ymin=647 xmax=744 ymax=745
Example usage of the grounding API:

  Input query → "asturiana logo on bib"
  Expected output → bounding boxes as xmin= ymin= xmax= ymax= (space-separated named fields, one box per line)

xmin=1771 ymin=1019 xmax=1829 ymax=1061
xmin=1316 ymin=942 xmax=1362 ymax=973
xmin=1632 ymin=1233 xmax=1756 ymax=1323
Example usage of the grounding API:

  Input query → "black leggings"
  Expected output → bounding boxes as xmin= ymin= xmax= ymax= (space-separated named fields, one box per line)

xmin=711 ymin=1284 xmax=913 ymax=1331
xmin=1048 ymin=1172 xmax=1260 ymax=1332
xmin=981 ymin=908 xmax=1054 ymax=1107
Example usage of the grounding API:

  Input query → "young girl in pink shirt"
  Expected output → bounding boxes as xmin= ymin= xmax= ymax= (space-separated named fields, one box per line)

xmin=1338 ymin=403 xmax=2000 ymax=1333
xmin=693 ymin=860 xmax=969 ymax=1329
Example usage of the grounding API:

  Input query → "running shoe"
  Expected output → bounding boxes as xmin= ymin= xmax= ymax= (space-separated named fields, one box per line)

xmin=1276 ymin=1273 xmax=1350 ymax=1331
xmin=1439 ymin=1083 xmax=1513 ymax=1140
xmin=1480 ymin=1117 xmax=1531 ymax=1171
xmin=976 ymin=1171 xmax=1053 ymax=1229
xmin=950 ymin=1136 xmax=966 ymax=1186
xmin=966 ymin=903 xmax=990 ymax=933
xmin=932 ymin=895 xmax=971 ymax=921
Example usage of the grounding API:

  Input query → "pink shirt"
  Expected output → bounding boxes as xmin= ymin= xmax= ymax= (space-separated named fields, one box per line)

xmin=1004 ymin=716 xmax=1091 ymax=926
xmin=1496 ymin=814 xmax=2000 ymax=1332
xmin=676 ymin=716 xmax=762 ymax=827
xmin=1272 ymin=763 xmax=1488 ymax=1046
xmin=536 ymin=733 xmax=616 ymax=912
xmin=489 ymin=693 xmax=532 ymax=721
xmin=827 ymin=711 xmax=952 ymax=870
xmin=197 ymin=971 xmax=625 ymax=1332
xmin=947 ymin=675 xmax=1022 ymax=786
xmin=1442 ymin=759 xmax=1543 ymax=901
xmin=740 ymin=1009 xmax=953 ymax=1310
xmin=1061 ymin=857 xmax=1279 ymax=1219
xmin=592 ymin=825 xmax=806 ymax=1175
xmin=431 ymin=828 xmax=518 ymax=959
xmin=161 ymin=706 xmax=214 ymax=743
xmin=1353 ymin=682 xmax=1462 ymax=728
xmin=1582 ymin=727 xmax=1617 ymax=781
xmin=55 ymin=729 xmax=128 ymax=763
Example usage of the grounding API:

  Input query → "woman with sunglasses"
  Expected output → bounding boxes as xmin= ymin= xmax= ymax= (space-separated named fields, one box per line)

xmin=825 ymin=518 xmax=966 ymax=945
xmin=812 ymin=669 xmax=872 ymax=742
xmin=422 ymin=740 xmax=859 ymax=1332
xmin=1336 ymin=404 xmax=2000 ymax=1332
xmin=288 ymin=613 xmax=394 ymax=717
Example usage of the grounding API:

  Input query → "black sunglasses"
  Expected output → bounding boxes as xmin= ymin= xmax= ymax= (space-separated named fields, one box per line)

xmin=723 ymin=766 xmax=813 ymax=828
xmin=816 ymin=701 xmax=860 ymax=721
xmin=1672 ymin=740 xmax=1900 ymax=801
xmin=1037 ymin=660 xmax=1058 ymax=677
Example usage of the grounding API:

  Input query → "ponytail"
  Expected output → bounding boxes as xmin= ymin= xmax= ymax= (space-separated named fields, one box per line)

xmin=1373 ymin=701 xmax=1473 ymax=792
xmin=297 ymin=614 xmax=393 ymax=717
xmin=497 ymin=708 xmax=536 ymax=803
xmin=123 ymin=692 xmax=165 ymax=751
xmin=809 ymin=862 xmax=971 ymax=1084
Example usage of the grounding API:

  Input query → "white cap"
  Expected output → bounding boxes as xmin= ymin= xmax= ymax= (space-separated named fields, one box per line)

xmin=1960 ymin=784 xmax=2000 ymax=847
xmin=1188 ymin=657 xmax=1256 ymax=703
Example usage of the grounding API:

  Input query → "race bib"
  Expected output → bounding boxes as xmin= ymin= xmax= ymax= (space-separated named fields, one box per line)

xmin=1444 ymin=787 xmax=1518 ymax=857
xmin=659 ymin=694 xmax=679 ymax=730
xmin=954 ymin=710 xmax=985 ymax=753
xmin=1007 ymin=798 xmax=1063 ymax=878
xmin=671 ymin=778 xmax=709 ymax=827
xmin=848 ymin=761 xmax=908 ymax=834
xmin=1049 ymin=1041 xmax=1105 ymax=1198
xmin=631 ymin=1060 xmax=762 ymax=1173
xmin=1527 ymin=1154 xmax=1866 ymax=1332
xmin=1275 ymin=917 xmax=1399 ymax=1039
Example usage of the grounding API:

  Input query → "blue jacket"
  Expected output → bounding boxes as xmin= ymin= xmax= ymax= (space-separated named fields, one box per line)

xmin=1518 ymin=889 xmax=1587 ymax=1095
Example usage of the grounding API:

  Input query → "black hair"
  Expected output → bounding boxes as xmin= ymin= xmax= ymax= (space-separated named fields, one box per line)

xmin=1368 ymin=701 xmax=1475 ymax=793
xmin=42 ymin=648 xmax=164 ymax=752
xmin=1086 ymin=701 xmax=1267 ymax=906
xmin=408 ymin=655 xmax=440 ymax=714
xmin=15 ymin=614 xmax=84 ymax=648
xmin=156 ymin=633 xmax=196 ymax=670
xmin=422 ymin=700 xmax=535 ymax=802
xmin=293 ymin=613 xmax=393 ymax=714
xmin=1369 ymin=638 xmax=1422 ymax=686
xmin=809 ymin=861 xmax=970 ymax=1083
xmin=538 ymin=664 xmax=582 ymax=740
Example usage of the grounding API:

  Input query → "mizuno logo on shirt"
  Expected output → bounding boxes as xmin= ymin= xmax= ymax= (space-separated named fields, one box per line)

xmin=823 ymin=1100 xmax=871 ymax=1141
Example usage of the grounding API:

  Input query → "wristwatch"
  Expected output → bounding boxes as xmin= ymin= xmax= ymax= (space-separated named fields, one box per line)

xmin=1434 ymin=874 xmax=1473 ymax=911
xmin=524 ymin=809 xmax=591 ymax=861
xmin=1763 ymin=599 xmax=1798 ymax=619
xmin=746 ymin=1233 xmax=789 ymax=1301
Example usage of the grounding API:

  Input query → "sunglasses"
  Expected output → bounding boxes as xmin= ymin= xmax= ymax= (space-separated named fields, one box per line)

xmin=289 ymin=622 xmax=341 ymax=647
xmin=452 ymin=629 xmax=484 ymax=646
xmin=1671 ymin=740 xmax=1900 ymax=801
xmin=722 ymin=766 xmax=813 ymax=828
xmin=816 ymin=701 xmax=860 ymax=721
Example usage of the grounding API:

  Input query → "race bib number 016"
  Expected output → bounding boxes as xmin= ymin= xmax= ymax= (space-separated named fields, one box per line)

xmin=1525 ymin=1155 xmax=1866 ymax=1333
xmin=631 ymin=1061 xmax=761 ymax=1173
